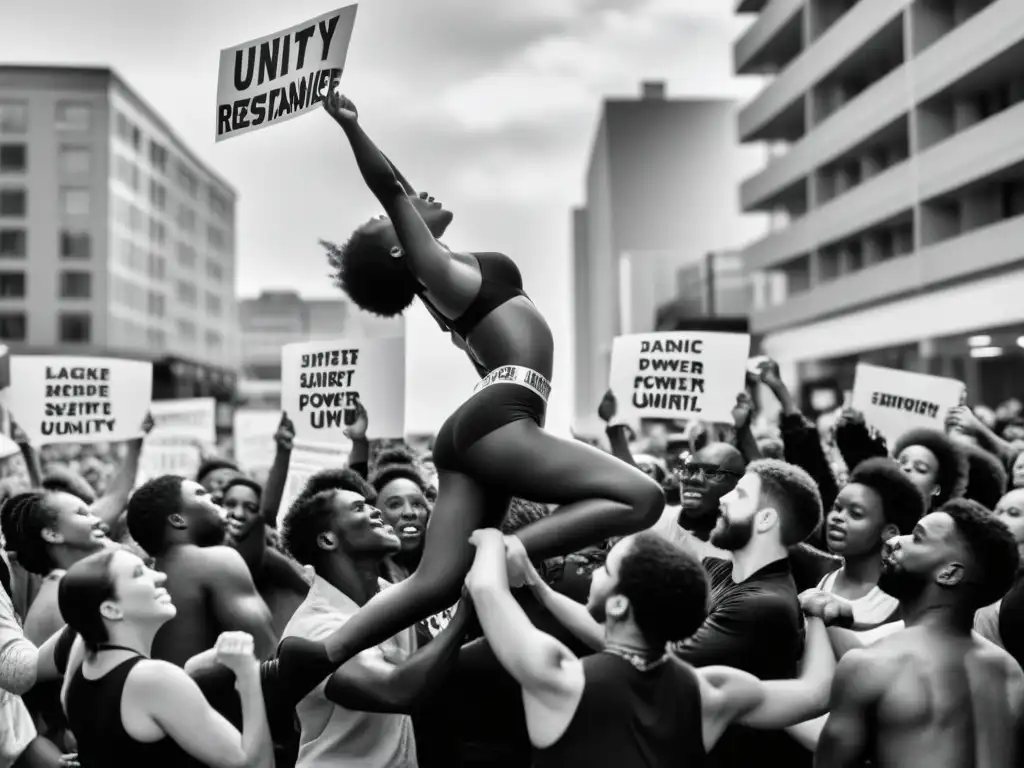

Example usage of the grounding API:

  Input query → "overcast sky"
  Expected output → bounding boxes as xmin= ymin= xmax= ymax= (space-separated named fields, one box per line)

xmin=1 ymin=0 xmax=757 ymax=434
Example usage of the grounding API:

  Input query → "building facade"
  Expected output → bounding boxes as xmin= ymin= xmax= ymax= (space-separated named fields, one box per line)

xmin=736 ymin=0 xmax=1024 ymax=407
xmin=238 ymin=290 xmax=403 ymax=409
xmin=572 ymin=82 xmax=768 ymax=435
xmin=0 ymin=65 xmax=239 ymax=403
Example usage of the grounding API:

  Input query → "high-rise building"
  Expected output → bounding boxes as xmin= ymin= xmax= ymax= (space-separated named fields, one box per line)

xmin=0 ymin=65 xmax=238 ymax=402
xmin=572 ymin=82 xmax=768 ymax=435
xmin=736 ymin=0 xmax=1024 ymax=406
xmin=238 ymin=290 xmax=403 ymax=409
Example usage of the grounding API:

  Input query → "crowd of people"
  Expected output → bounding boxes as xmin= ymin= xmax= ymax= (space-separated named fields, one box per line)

xmin=0 ymin=87 xmax=1021 ymax=767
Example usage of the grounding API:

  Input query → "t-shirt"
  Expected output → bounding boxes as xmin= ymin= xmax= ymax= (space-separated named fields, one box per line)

xmin=817 ymin=570 xmax=901 ymax=631
xmin=282 ymin=576 xmax=418 ymax=768
xmin=674 ymin=556 xmax=809 ymax=768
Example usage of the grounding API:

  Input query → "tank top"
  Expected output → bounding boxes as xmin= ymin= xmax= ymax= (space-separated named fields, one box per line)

xmin=532 ymin=653 xmax=706 ymax=768
xmin=64 ymin=655 xmax=206 ymax=768
xmin=417 ymin=251 xmax=526 ymax=338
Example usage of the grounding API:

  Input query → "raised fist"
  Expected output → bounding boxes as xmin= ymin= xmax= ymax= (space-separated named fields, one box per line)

xmin=213 ymin=631 xmax=258 ymax=678
xmin=322 ymin=83 xmax=358 ymax=123
xmin=799 ymin=588 xmax=855 ymax=628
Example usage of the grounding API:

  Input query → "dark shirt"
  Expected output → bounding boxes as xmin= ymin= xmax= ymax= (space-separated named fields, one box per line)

xmin=674 ymin=556 xmax=809 ymax=768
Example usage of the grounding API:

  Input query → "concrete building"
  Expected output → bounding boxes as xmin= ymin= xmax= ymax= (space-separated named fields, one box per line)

xmin=0 ymin=65 xmax=239 ymax=403
xmin=736 ymin=0 xmax=1024 ymax=407
xmin=238 ymin=290 xmax=403 ymax=409
xmin=572 ymin=82 xmax=768 ymax=435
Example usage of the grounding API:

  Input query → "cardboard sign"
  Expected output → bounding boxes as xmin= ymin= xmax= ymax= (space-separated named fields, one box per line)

xmin=281 ymin=337 xmax=405 ymax=444
xmin=851 ymin=363 xmax=966 ymax=443
xmin=216 ymin=4 xmax=358 ymax=142
xmin=137 ymin=443 xmax=204 ymax=485
xmin=148 ymin=398 xmax=217 ymax=444
xmin=608 ymin=332 xmax=751 ymax=426
xmin=0 ymin=356 xmax=153 ymax=445
xmin=277 ymin=440 xmax=349 ymax=528
xmin=233 ymin=409 xmax=282 ymax=473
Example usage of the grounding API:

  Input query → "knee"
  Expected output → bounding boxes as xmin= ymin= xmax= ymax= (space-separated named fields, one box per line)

xmin=628 ymin=472 xmax=665 ymax=529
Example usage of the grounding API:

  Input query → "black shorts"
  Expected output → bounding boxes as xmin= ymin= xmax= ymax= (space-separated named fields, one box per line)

xmin=432 ymin=382 xmax=547 ymax=473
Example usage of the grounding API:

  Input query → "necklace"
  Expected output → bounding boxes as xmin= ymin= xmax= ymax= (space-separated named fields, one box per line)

xmin=603 ymin=643 xmax=668 ymax=672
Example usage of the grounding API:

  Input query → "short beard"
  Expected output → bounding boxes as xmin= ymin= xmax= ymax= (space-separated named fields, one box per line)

xmin=877 ymin=567 xmax=927 ymax=601
xmin=709 ymin=515 xmax=754 ymax=551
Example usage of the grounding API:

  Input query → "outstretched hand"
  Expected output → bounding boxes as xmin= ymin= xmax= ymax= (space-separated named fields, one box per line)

xmin=322 ymin=82 xmax=358 ymax=124
xmin=343 ymin=396 xmax=368 ymax=441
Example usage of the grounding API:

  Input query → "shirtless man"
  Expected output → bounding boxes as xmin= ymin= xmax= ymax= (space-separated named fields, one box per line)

xmin=125 ymin=474 xmax=276 ymax=666
xmin=814 ymin=498 xmax=1024 ymax=768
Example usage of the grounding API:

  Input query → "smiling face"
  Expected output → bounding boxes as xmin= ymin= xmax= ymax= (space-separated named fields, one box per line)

xmin=101 ymin=549 xmax=176 ymax=628
xmin=223 ymin=483 xmax=262 ymax=543
xmin=376 ymin=477 xmax=430 ymax=554
xmin=675 ymin=444 xmax=744 ymax=525
xmin=325 ymin=489 xmax=401 ymax=557
xmin=43 ymin=490 xmax=108 ymax=553
xmin=897 ymin=445 xmax=941 ymax=502
xmin=826 ymin=482 xmax=891 ymax=557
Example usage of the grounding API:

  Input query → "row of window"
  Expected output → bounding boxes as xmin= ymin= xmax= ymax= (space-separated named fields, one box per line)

xmin=0 ymin=313 xmax=90 ymax=343
xmin=0 ymin=229 xmax=91 ymax=259
xmin=0 ymin=101 xmax=92 ymax=135
xmin=0 ymin=270 xmax=91 ymax=299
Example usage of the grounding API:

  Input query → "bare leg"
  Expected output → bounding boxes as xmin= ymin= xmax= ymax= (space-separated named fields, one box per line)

xmin=460 ymin=419 xmax=665 ymax=558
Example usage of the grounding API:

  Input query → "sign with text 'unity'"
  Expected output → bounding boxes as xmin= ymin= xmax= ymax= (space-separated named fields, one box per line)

xmin=216 ymin=4 xmax=358 ymax=141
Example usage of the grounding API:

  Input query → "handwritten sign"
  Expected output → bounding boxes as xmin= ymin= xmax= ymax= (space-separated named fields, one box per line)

xmin=852 ymin=363 xmax=966 ymax=443
xmin=0 ymin=356 xmax=152 ymax=445
xmin=216 ymin=4 xmax=358 ymax=141
xmin=609 ymin=332 xmax=750 ymax=426
xmin=281 ymin=337 xmax=405 ymax=444
xmin=277 ymin=440 xmax=349 ymax=528
xmin=148 ymin=398 xmax=216 ymax=444
xmin=233 ymin=409 xmax=281 ymax=473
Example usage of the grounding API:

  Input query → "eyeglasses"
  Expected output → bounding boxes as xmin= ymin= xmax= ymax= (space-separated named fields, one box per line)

xmin=674 ymin=458 xmax=742 ymax=484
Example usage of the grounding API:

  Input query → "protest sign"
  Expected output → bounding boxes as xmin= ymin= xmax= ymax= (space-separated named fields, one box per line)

xmin=137 ymin=443 xmax=204 ymax=486
xmin=851 ymin=363 xmax=966 ymax=443
xmin=148 ymin=398 xmax=217 ymax=444
xmin=216 ymin=4 xmax=358 ymax=142
xmin=277 ymin=440 xmax=349 ymax=528
xmin=0 ymin=356 xmax=153 ymax=445
xmin=281 ymin=337 xmax=405 ymax=444
xmin=609 ymin=332 xmax=751 ymax=426
xmin=233 ymin=409 xmax=281 ymax=473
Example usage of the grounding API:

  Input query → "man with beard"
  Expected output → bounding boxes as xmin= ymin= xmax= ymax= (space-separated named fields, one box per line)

xmin=468 ymin=529 xmax=837 ymax=767
xmin=814 ymin=498 xmax=1024 ymax=768
xmin=672 ymin=458 xmax=823 ymax=768
xmin=222 ymin=477 xmax=310 ymax=638
xmin=126 ymin=475 xmax=276 ymax=666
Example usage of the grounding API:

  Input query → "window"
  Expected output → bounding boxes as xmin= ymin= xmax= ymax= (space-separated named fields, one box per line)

xmin=56 ymin=103 xmax=92 ymax=131
xmin=59 ymin=313 xmax=91 ymax=343
xmin=0 ymin=103 xmax=27 ymax=134
xmin=0 ymin=190 xmax=25 ymax=217
xmin=0 ymin=313 xmax=26 ymax=341
xmin=0 ymin=229 xmax=26 ymax=258
xmin=59 ymin=271 xmax=91 ymax=298
xmin=177 ymin=318 xmax=196 ymax=340
xmin=147 ymin=327 xmax=166 ymax=349
xmin=207 ymin=225 xmax=226 ymax=250
xmin=60 ymin=231 xmax=91 ymax=260
xmin=205 ymin=330 xmax=222 ymax=349
xmin=149 ymin=218 xmax=166 ymax=245
xmin=177 ymin=205 xmax=196 ymax=232
xmin=176 ymin=163 xmax=198 ymax=198
xmin=59 ymin=146 xmax=91 ymax=175
xmin=149 ymin=141 xmax=168 ymax=174
xmin=177 ymin=280 xmax=197 ymax=305
xmin=147 ymin=291 xmax=166 ymax=317
xmin=149 ymin=179 xmax=166 ymax=210
xmin=206 ymin=259 xmax=223 ymax=281
xmin=148 ymin=252 xmax=166 ymax=280
xmin=0 ymin=145 xmax=26 ymax=174
xmin=115 ymin=112 xmax=133 ymax=144
xmin=209 ymin=188 xmax=231 ymax=221
xmin=205 ymin=292 xmax=221 ymax=315
xmin=116 ymin=156 xmax=139 ymax=191
xmin=0 ymin=272 xmax=25 ymax=298
xmin=60 ymin=188 xmax=90 ymax=216
xmin=131 ymin=125 xmax=142 ymax=151
xmin=176 ymin=242 xmax=197 ymax=268
xmin=129 ymin=204 xmax=144 ymax=233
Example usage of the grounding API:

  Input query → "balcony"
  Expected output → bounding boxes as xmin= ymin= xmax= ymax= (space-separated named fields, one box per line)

xmin=742 ymin=160 xmax=915 ymax=271
xmin=739 ymin=0 xmax=910 ymax=141
xmin=735 ymin=0 xmax=804 ymax=75
xmin=921 ymin=210 xmax=1024 ymax=285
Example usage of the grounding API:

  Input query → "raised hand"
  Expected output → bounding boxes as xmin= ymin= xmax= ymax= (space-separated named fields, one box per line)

xmin=597 ymin=390 xmax=617 ymax=424
xmin=732 ymin=391 xmax=754 ymax=430
xmin=140 ymin=411 xmax=155 ymax=436
xmin=275 ymin=411 xmax=296 ymax=451
xmin=343 ymin=396 xmax=368 ymax=441
xmin=213 ymin=631 xmax=259 ymax=678
xmin=756 ymin=357 xmax=784 ymax=390
xmin=322 ymin=83 xmax=358 ymax=124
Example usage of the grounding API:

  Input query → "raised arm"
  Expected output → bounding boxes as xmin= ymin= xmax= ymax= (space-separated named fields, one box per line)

xmin=259 ymin=413 xmax=293 ymax=528
xmin=325 ymin=90 xmax=455 ymax=292
xmin=205 ymin=547 xmax=277 ymax=659
xmin=324 ymin=598 xmax=474 ymax=713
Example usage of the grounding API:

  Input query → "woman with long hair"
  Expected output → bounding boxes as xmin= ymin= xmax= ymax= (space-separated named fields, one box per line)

xmin=57 ymin=549 xmax=272 ymax=768
xmin=302 ymin=86 xmax=663 ymax=676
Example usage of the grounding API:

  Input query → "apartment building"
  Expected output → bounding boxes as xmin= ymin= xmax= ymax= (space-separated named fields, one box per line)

xmin=736 ymin=0 xmax=1024 ymax=406
xmin=0 ymin=65 xmax=239 ymax=401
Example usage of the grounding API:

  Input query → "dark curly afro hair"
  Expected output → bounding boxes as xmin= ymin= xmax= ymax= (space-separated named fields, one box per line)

xmin=322 ymin=230 xmax=420 ymax=318
xmin=960 ymin=444 xmax=1008 ymax=511
xmin=892 ymin=428 xmax=968 ymax=507
xmin=369 ymin=447 xmax=430 ymax=496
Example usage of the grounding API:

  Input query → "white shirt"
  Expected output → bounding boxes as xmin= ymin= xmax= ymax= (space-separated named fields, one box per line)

xmin=282 ymin=575 xmax=418 ymax=768
xmin=0 ymin=552 xmax=37 ymax=767
xmin=817 ymin=570 xmax=900 ymax=631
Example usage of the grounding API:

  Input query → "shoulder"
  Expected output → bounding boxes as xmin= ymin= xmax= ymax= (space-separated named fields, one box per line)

xmin=127 ymin=657 xmax=192 ymax=693
xmin=197 ymin=545 xmax=249 ymax=574
xmin=833 ymin=646 xmax=891 ymax=696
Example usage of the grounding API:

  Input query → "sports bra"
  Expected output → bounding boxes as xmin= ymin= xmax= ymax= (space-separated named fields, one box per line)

xmin=417 ymin=251 xmax=526 ymax=339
